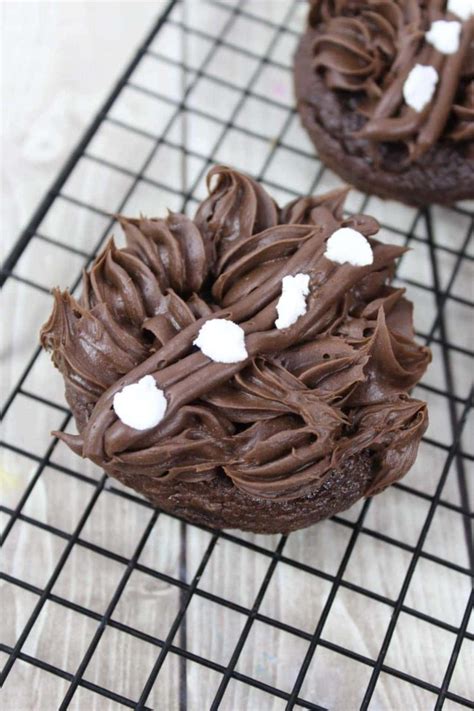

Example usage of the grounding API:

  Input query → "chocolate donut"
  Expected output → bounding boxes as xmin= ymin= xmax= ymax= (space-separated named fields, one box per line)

xmin=40 ymin=167 xmax=430 ymax=533
xmin=294 ymin=0 xmax=474 ymax=206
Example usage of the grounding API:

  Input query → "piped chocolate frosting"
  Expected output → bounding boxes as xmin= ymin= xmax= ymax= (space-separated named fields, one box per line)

xmin=308 ymin=0 xmax=474 ymax=161
xmin=41 ymin=166 xmax=430 ymax=501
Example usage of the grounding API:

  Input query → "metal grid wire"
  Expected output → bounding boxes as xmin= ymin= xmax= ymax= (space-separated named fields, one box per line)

xmin=1 ymin=1 xmax=473 ymax=708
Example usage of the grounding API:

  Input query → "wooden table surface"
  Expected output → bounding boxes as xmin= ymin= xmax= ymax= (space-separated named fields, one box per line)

xmin=1 ymin=2 xmax=473 ymax=710
xmin=2 ymin=1 xmax=159 ymax=255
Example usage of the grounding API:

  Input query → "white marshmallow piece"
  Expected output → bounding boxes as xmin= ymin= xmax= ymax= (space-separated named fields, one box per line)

xmin=325 ymin=227 xmax=374 ymax=267
xmin=447 ymin=0 xmax=474 ymax=21
xmin=113 ymin=375 xmax=167 ymax=430
xmin=193 ymin=319 xmax=248 ymax=363
xmin=275 ymin=273 xmax=310 ymax=330
xmin=426 ymin=20 xmax=462 ymax=55
xmin=403 ymin=64 xmax=439 ymax=113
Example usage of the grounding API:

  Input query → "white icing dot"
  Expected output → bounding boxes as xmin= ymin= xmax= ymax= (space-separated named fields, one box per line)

xmin=275 ymin=273 xmax=310 ymax=330
xmin=113 ymin=375 xmax=167 ymax=430
xmin=403 ymin=64 xmax=439 ymax=113
xmin=426 ymin=20 xmax=462 ymax=55
xmin=447 ymin=0 xmax=474 ymax=21
xmin=325 ymin=227 xmax=374 ymax=267
xmin=193 ymin=319 xmax=248 ymax=363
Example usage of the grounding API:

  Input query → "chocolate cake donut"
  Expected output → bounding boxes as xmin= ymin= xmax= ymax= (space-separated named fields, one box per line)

xmin=41 ymin=166 xmax=430 ymax=533
xmin=294 ymin=0 xmax=474 ymax=206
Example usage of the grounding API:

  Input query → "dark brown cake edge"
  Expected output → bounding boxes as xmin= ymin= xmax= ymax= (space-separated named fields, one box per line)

xmin=67 ymin=385 xmax=374 ymax=534
xmin=109 ymin=454 xmax=373 ymax=534
xmin=294 ymin=30 xmax=474 ymax=208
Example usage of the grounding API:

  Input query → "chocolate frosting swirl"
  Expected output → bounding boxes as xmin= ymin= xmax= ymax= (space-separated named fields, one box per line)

xmin=308 ymin=0 xmax=474 ymax=160
xmin=41 ymin=166 xmax=430 ymax=501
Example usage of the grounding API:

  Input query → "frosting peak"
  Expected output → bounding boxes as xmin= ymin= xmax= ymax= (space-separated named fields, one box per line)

xmin=41 ymin=166 xmax=430 ymax=501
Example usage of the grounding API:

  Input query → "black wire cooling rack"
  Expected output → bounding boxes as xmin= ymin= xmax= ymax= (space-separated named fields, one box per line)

xmin=1 ymin=1 xmax=473 ymax=709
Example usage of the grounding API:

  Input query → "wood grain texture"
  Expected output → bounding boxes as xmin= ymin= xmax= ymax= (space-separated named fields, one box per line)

xmin=1 ymin=1 xmax=161 ymax=255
